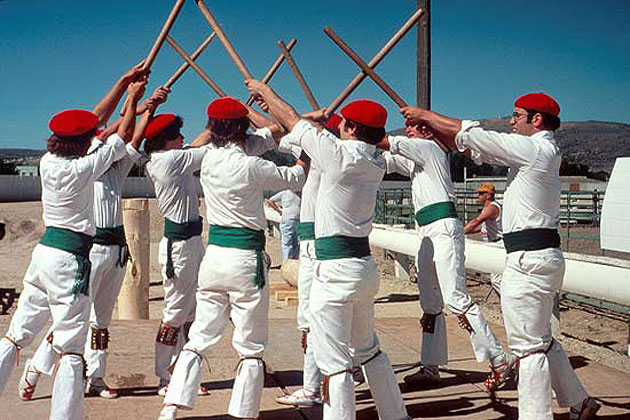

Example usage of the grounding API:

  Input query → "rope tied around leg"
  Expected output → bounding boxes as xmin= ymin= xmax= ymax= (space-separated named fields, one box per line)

xmin=321 ymin=368 xmax=353 ymax=403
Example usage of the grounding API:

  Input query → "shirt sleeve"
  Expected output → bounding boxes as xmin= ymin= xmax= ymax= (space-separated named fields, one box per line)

xmin=268 ymin=190 xmax=285 ymax=203
xmin=170 ymin=147 xmax=207 ymax=175
xmin=285 ymin=120 xmax=340 ymax=171
xmin=388 ymin=135 xmax=438 ymax=167
xmin=455 ymin=120 xmax=539 ymax=168
xmin=382 ymin=151 xmax=414 ymax=176
xmin=74 ymin=134 xmax=127 ymax=183
xmin=245 ymin=127 xmax=276 ymax=156
xmin=250 ymin=158 xmax=306 ymax=192
xmin=278 ymin=131 xmax=302 ymax=158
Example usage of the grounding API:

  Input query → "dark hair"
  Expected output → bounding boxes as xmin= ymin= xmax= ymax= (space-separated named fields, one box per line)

xmin=46 ymin=128 xmax=96 ymax=157
xmin=206 ymin=116 xmax=249 ymax=147
xmin=144 ymin=116 xmax=184 ymax=154
xmin=344 ymin=119 xmax=386 ymax=145
xmin=524 ymin=108 xmax=561 ymax=131
xmin=324 ymin=126 xmax=340 ymax=138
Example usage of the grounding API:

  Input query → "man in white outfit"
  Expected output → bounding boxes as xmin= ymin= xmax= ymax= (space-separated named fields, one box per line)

xmin=158 ymin=97 xmax=307 ymax=420
xmin=400 ymin=93 xmax=600 ymax=420
xmin=465 ymin=182 xmax=503 ymax=294
xmin=248 ymin=79 xmax=410 ymax=420
xmin=0 ymin=63 xmax=147 ymax=420
xmin=20 ymin=88 xmax=169 ymax=401
xmin=378 ymin=122 xmax=516 ymax=391
xmin=275 ymin=114 xmax=342 ymax=407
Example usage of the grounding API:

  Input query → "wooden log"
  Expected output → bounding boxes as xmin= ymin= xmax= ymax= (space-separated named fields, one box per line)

xmin=118 ymin=199 xmax=150 ymax=320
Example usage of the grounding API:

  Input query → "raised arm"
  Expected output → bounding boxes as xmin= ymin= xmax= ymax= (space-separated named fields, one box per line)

xmin=400 ymin=107 xmax=462 ymax=151
xmin=245 ymin=79 xmax=300 ymax=131
xmin=130 ymin=86 xmax=171 ymax=150
xmin=92 ymin=61 xmax=150 ymax=127
xmin=117 ymin=81 xmax=146 ymax=143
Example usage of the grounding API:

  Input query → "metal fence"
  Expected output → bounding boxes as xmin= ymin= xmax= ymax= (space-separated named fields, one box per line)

xmin=375 ymin=187 xmax=606 ymax=254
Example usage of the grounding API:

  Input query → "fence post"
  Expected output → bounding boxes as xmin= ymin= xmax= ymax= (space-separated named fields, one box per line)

xmin=566 ymin=191 xmax=571 ymax=253
xmin=118 ymin=198 xmax=150 ymax=320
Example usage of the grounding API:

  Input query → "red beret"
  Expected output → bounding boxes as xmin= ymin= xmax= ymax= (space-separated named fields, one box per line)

xmin=324 ymin=113 xmax=342 ymax=131
xmin=145 ymin=114 xmax=177 ymax=140
xmin=207 ymin=97 xmax=248 ymax=120
xmin=49 ymin=110 xmax=99 ymax=137
xmin=514 ymin=93 xmax=560 ymax=116
xmin=340 ymin=100 xmax=387 ymax=128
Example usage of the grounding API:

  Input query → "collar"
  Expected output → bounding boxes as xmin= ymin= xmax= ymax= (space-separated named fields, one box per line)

xmin=343 ymin=139 xmax=376 ymax=154
xmin=531 ymin=130 xmax=556 ymax=145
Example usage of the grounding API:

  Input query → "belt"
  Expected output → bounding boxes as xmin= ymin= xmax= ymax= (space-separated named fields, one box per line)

xmin=164 ymin=217 xmax=203 ymax=278
xmin=94 ymin=225 xmax=130 ymax=267
xmin=297 ymin=222 xmax=315 ymax=241
xmin=415 ymin=201 xmax=458 ymax=227
xmin=208 ymin=225 xmax=266 ymax=288
xmin=315 ymin=236 xmax=371 ymax=260
xmin=503 ymin=228 xmax=561 ymax=253
xmin=39 ymin=227 xmax=93 ymax=296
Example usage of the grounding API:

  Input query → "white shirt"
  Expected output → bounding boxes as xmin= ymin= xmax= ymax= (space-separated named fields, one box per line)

xmin=383 ymin=136 xmax=456 ymax=212
xmin=40 ymin=134 xmax=127 ymax=235
xmin=94 ymin=143 xmax=142 ymax=228
xmin=201 ymin=143 xmax=305 ymax=231
xmin=455 ymin=121 xmax=561 ymax=234
xmin=145 ymin=128 xmax=276 ymax=224
xmin=481 ymin=201 xmax=503 ymax=242
xmin=268 ymin=190 xmax=301 ymax=222
xmin=285 ymin=120 xmax=385 ymax=239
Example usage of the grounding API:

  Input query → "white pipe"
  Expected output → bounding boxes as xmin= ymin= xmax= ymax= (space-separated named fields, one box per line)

xmin=264 ymin=209 xmax=630 ymax=307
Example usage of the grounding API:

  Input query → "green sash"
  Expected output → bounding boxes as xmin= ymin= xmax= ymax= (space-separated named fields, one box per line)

xmin=94 ymin=226 xmax=130 ymax=267
xmin=297 ymin=222 xmax=315 ymax=241
xmin=415 ymin=201 xmax=458 ymax=227
xmin=315 ymin=235 xmax=371 ymax=260
xmin=208 ymin=225 xmax=266 ymax=288
xmin=39 ymin=227 xmax=93 ymax=297
xmin=164 ymin=217 xmax=203 ymax=278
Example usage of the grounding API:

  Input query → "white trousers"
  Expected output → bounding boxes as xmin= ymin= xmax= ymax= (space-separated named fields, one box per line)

xmin=416 ymin=218 xmax=504 ymax=365
xmin=297 ymin=239 xmax=323 ymax=392
xmin=155 ymin=235 xmax=204 ymax=382
xmin=31 ymin=244 xmax=127 ymax=379
xmin=502 ymin=248 xmax=587 ymax=420
xmin=165 ymin=245 xmax=269 ymax=419
xmin=0 ymin=244 xmax=90 ymax=420
xmin=310 ymin=256 xmax=408 ymax=420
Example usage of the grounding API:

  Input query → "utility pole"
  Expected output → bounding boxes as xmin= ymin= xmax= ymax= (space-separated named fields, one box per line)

xmin=417 ymin=0 xmax=430 ymax=109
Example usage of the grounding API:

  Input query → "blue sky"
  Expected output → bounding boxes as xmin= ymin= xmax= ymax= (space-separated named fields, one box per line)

xmin=1 ymin=0 xmax=629 ymax=149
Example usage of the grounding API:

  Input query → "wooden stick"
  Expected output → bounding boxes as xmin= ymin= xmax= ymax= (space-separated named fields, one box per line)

xmin=165 ymin=32 xmax=216 ymax=89
xmin=324 ymin=27 xmax=406 ymax=107
xmin=120 ymin=0 xmax=186 ymax=114
xmin=326 ymin=8 xmax=423 ymax=114
xmin=278 ymin=40 xmax=320 ymax=111
xmin=195 ymin=0 xmax=253 ymax=79
xmin=166 ymin=36 xmax=226 ymax=97
xmin=246 ymin=38 xmax=297 ymax=106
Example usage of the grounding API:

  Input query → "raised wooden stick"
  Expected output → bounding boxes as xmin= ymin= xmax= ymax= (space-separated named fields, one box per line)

xmin=246 ymin=38 xmax=297 ymax=106
xmin=166 ymin=36 xmax=226 ymax=97
xmin=278 ymin=40 xmax=320 ymax=111
xmin=121 ymin=0 xmax=187 ymax=114
xmin=145 ymin=0 xmax=187 ymax=69
xmin=325 ymin=27 xmax=406 ymax=108
xmin=164 ymin=32 xmax=216 ymax=89
xmin=326 ymin=8 xmax=423 ymax=115
xmin=195 ymin=0 xmax=253 ymax=79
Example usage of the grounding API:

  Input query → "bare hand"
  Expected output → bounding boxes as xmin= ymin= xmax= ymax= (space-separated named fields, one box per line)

xmin=123 ymin=60 xmax=150 ymax=84
xmin=150 ymin=86 xmax=171 ymax=105
xmin=400 ymin=106 xmax=426 ymax=124
xmin=128 ymin=80 xmax=147 ymax=102
xmin=255 ymin=97 xmax=270 ymax=113
xmin=418 ymin=124 xmax=435 ymax=140
xmin=245 ymin=79 xmax=268 ymax=97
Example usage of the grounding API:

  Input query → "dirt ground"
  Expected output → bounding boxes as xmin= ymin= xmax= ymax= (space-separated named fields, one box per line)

xmin=0 ymin=200 xmax=628 ymax=376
